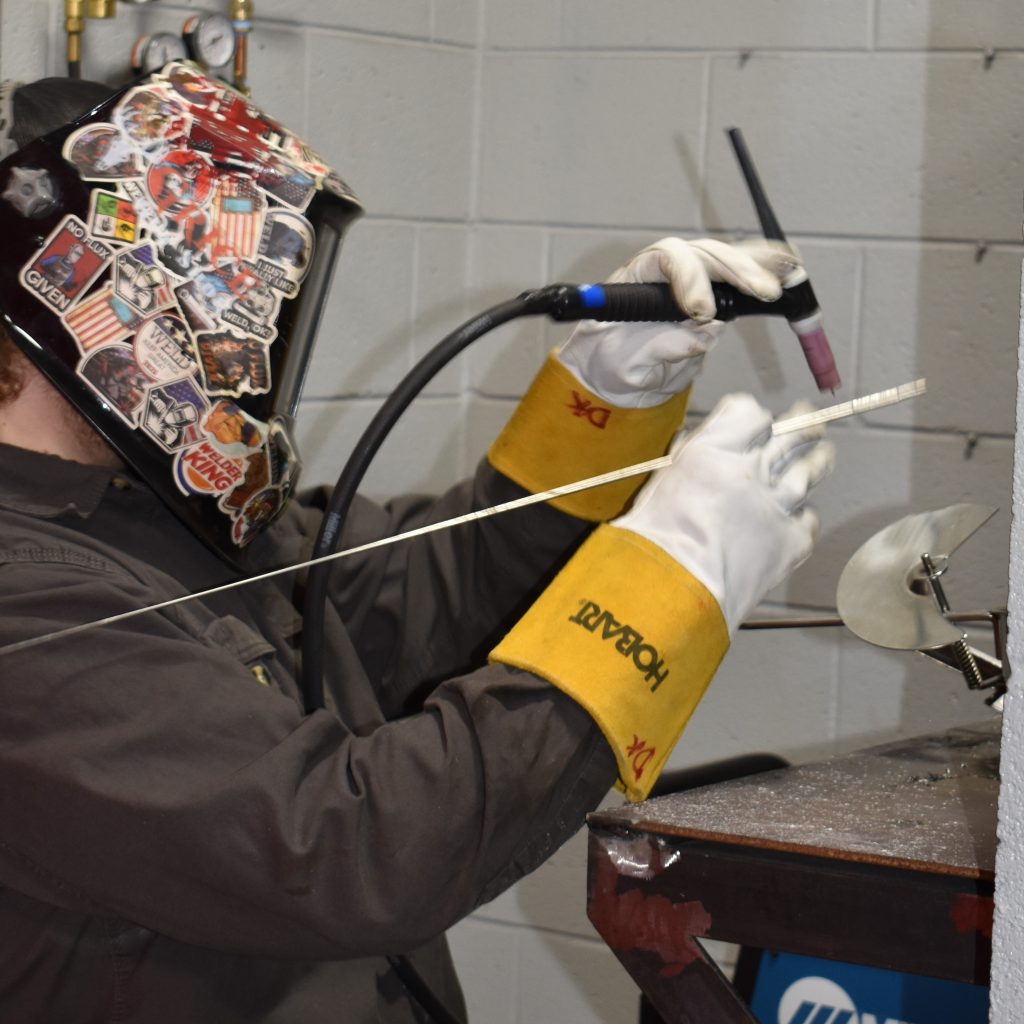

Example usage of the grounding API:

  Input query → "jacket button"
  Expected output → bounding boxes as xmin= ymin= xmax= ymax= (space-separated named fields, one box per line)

xmin=250 ymin=664 xmax=272 ymax=687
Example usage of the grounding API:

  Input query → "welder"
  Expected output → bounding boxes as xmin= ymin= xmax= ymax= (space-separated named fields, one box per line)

xmin=0 ymin=68 xmax=832 ymax=1022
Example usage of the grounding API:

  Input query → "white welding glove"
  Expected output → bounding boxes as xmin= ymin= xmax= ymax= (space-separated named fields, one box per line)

xmin=614 ymin=392 xmax=835 ymax=634
xmin=556 ymin=237 xmax=803 ymax=409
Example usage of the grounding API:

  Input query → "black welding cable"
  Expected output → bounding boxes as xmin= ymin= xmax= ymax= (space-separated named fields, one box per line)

xmin=300 ymin=290 xmax=553 ymax=711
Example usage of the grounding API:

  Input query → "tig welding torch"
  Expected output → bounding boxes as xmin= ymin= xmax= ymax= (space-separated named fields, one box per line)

xmin=726 ymin=126 xmax=839 ymax=393
xmin=533 ymin=275 xmax=839 ymax=394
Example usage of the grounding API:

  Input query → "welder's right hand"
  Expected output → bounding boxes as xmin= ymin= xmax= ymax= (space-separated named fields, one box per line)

xmin=556 ymin=237 xmax=803 ymax=409
xmin=490 ymin=392 xmax=833 ymax=802
xmin=487 ymin=236 xmax=803 ymax=525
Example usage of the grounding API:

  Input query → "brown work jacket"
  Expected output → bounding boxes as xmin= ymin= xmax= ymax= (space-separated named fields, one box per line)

xmin=0 ymin=442 xmax=615 ymax=1022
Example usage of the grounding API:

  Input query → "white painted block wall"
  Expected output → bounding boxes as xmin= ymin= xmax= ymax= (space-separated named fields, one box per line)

xmin=992 ymin=267 xmax=1024 ymax=1024
xmin=5 ymin=1 xmax=1022 ymax=1020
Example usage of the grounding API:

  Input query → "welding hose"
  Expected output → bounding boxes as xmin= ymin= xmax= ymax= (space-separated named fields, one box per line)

xmin=300 ymin=291 xmax=549 ymax=712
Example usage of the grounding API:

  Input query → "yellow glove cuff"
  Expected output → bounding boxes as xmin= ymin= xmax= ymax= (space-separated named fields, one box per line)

xmin=487 ymin=354 xmax=689 ymax=521
xmin=490 ymin=524 xmax=729 ymax=801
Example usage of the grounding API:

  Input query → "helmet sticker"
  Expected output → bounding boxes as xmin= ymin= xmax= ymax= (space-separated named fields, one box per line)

xmin=64 ymin=282 xmax=142 ymax=352
xmin=65 ymin=123 xmax=141 ymax=180
xmin=258 ymin=208 xmax=314 ymax=285
xmin=221 ymin=283 xmax=280 ymax=341
xmin=203 ymin=398 xmax=265 ymax=456
xmin=88 ymin=188 xmax=140 ymax=246
xmin=113 ymin=243 xmax=175 ymax=314
xmin=21 ymin=215 xmax=112 ymax=313
xmin=80 ymin=344 xmax=150 ymax=424
xmin=206 ymin=172 xmax=266 ymax=263
xmin=240 ymin=257 xmax=299 ymax=300
xmin=252 ymin=156 xmax=317 ymax=210
xmin=114 ymin=87 xmax=190 ymax=154
xmin=219 ymin=448 xmax=270 ymax=512
xmin=173 ymin=440 xmax=245 ymax=497
xmin=7 ymin=62 xmax=362 ymax=551
xmin=132 ymin=312 xmax=194 ymax=382
xmin=174 ymin=268 xmax=232 ymax=333
xmin=143 ymin=377 xmax=208 ymax=452
xmin=196 ymin=328 xmax=271 ymax=397
xmin=231 ymin=486 xmax=284 ymax=546
xmin=165 ymin=65 xmax=219 ymax=108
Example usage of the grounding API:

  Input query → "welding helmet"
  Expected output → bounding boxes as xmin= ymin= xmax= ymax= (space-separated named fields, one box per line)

xmin=0 ymin=63 xmax=362 ymax=564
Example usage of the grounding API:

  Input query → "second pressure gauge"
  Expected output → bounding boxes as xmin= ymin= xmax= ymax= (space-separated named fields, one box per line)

xmin=183 ymin=13 xmax=237 ymax=70
xmin=131 ymin=32 xmax=189 ymax=77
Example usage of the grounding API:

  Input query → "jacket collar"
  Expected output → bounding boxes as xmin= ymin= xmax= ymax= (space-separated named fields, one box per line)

xmin=0 ymin=442 xmax=125 ymax=519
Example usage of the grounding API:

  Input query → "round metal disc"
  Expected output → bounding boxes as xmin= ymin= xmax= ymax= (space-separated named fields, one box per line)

xmin=836 ymin=504 xmax=997 ymax=651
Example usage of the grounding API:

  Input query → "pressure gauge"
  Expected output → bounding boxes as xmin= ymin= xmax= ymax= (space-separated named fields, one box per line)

xmin=130 ymin=32 xmax=189 ymax=77
xmin=183 ymin=13 xmax=237 ymax=69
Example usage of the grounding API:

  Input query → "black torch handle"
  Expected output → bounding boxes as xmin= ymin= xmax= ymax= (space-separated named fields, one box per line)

xmin=537 ymin=280 xmax=803 ymax=324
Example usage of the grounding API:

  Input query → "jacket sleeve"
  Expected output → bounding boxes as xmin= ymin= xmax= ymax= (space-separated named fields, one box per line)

xmin=280 ymin=353 xmax=690 ymax=721
xmin=294 ymin=460 xmax=594 ymax=716
xmin=0 ymin=550 xmax=616 ymax=962
xmin=299 ymin=359 xmax=688 ymax=717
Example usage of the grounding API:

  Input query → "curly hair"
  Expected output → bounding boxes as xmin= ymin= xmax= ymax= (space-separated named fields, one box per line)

xmin=0 ymin=330 xmax=26 ymax=407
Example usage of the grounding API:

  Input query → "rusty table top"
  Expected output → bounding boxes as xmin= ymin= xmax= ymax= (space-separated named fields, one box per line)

xmin=589 ymin=719 xmax=1000 ymax=880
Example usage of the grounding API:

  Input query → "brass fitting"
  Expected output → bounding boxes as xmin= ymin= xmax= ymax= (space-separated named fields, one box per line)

xmin=230 ymin=0 xmax=255 ymax=95
xmin=64 ymin=0 xmax=85 ymax=31
xmin=65 ymin=0 xmax=85 ymax=69
xmin=85 ymin=0 xmax=117 ymax=15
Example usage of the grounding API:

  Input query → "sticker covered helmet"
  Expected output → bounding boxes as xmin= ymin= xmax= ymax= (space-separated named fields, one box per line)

xmin=0 ymin=62 xmax=362 ymax=564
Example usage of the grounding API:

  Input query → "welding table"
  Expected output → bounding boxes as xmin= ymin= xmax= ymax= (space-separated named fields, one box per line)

xmin=586 ymin=720 xmax=999 ymax=1022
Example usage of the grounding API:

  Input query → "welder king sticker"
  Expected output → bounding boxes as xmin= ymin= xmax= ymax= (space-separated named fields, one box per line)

xmin=174 ymin=439 xmax=245 ymax=497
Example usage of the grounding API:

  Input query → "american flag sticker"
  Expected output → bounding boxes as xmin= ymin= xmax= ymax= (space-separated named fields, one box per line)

xmin=88 ymin=188 xmax=140 ymax=246
xmin=255 ymin=155 xmax=316 ymax=211
xmin=65 ymin=283 xmax=143 ymax=353
xmin=208 ymin=173 xmax=266 ymax=263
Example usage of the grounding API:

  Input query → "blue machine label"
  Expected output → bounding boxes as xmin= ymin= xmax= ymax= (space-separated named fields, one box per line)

xmin=748 ymin=952 xmax=988 ymax=1024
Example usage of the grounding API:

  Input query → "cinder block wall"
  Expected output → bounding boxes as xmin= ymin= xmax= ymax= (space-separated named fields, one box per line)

xmin=6 ymin=2 xmax=1021 ymax=1020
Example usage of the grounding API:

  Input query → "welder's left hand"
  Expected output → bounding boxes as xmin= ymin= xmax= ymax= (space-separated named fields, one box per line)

xmin=557 ymin=236 xmax=803 ymax=408
xmin=491 ymin=392 xmax=834 ymax=801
